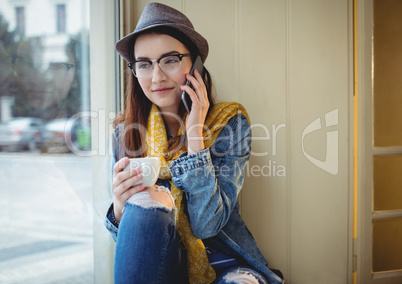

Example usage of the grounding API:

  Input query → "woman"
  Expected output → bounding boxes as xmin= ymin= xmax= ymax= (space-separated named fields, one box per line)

xmin=104 ymin=3 xmax=284 ymax=284
xmin=12 ymin=36 xmax=84 ymax=120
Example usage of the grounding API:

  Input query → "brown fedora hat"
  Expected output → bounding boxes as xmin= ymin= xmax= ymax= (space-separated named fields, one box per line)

xmin=116 ymin=2 xmax=209 ymax=63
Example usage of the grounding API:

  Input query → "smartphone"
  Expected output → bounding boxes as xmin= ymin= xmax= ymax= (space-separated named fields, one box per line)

xmin=181 ymin=55 xmax=204 ymax=113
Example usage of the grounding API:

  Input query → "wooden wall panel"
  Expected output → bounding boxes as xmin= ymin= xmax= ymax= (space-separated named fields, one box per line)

xmin=122 ymin=1 xmax=352 ymax=283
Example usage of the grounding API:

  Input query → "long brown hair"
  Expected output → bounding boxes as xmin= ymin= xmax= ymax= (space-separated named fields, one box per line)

xmin=113 ymin=27 xmax=215 ymax=159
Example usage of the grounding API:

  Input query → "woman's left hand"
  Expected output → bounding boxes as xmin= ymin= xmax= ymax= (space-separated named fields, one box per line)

xmin=180 ymin=69 xmax=209 ymax=154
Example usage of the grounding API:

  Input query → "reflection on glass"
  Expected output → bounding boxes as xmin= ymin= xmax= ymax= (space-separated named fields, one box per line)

xmin=56 ymin=4 xmax=66 ymax=33
xmin=0 ymin=1 xmax=93 ymax=282
xmin=15 ymin=6 xmax=25 ymax=35
xmin=0 ymin=19 xmax=90 ymax=153
xmin=13 ymin=37 xmax=82 ymax=121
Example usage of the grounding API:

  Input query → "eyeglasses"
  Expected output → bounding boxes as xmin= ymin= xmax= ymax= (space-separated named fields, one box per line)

xmin=128 ymin=53 xmax=191 ymax=79
xmin=13 ymin=56 xmax=75 ymax=77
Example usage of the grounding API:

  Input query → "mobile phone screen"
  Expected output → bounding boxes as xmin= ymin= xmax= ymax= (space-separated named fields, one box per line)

xmin=181 ymin=55 xmax=204 ymax=113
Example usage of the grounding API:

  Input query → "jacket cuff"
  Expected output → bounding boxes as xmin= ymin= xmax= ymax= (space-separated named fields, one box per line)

xmin=104 ymin=203 xmax=119 ymax=242
xmin=169 ymin=148 xmax=211 ymax=177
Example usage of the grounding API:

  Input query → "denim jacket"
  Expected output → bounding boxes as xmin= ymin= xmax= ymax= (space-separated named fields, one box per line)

xmin=104 ymin=113 xmax=284 ymax=284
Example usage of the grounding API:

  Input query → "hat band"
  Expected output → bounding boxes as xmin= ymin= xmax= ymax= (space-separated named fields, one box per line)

xmin=135 ymin=19 xmax=179 ymax=32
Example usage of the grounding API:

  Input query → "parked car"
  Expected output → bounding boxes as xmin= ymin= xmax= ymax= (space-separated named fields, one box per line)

xmin=41 ymin=118 xmax=90 ymax=153
xmin=0 ymin=117 xmax=45 ymax=151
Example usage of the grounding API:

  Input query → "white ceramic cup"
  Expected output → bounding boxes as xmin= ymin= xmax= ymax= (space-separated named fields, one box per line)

xmin=124 ymin=157 xmax=161 ymax=187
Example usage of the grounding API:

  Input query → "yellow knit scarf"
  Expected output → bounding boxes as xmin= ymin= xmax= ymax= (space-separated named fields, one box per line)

xmin=145 ymin=102 xmax=249 ymax=284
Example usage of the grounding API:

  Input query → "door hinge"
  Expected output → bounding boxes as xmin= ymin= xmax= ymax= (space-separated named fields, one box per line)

xmin=353 ymin=238 xmax=358 ymax=272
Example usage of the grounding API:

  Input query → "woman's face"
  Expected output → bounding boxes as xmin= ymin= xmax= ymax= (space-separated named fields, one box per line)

xmin=134 ymin=33 xmax=192 ymax=114
xmin=16 ymin=40 xmax=76 ymax=110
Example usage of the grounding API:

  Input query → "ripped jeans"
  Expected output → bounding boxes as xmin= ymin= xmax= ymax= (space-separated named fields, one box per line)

xmin=114 ymin=188 xmax=268 ymax=284
xmin=213 ymin=266 xmax=268 ymax=284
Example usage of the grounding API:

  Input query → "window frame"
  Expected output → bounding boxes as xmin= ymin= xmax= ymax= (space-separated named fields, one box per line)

xmin=89 ymin=0 xmax=118 ymax=283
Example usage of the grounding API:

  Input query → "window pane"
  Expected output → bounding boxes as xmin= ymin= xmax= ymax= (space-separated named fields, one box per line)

xmin=373 ymin=218 xmax=402 ymax=272
xmin=15 ymin=7 xmax=25 ymax=35
xmin=373 ymin=155 xmax=402 ymax=211
xmin=373 ymin=0 xmax=402 ymax=147
xmin=57 ymin=4 xmax=66 ymax=33
xmin=0 ymin=0 xmax=92 ymax=282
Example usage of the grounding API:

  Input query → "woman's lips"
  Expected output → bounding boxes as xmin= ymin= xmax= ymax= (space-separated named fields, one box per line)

xmin=152 ymin=87 xmax=173 ymax=94
xmin=29 ymin=90 xmax=51 ymax=95
xmin=28 ymin=91 xmax=51 ymax=101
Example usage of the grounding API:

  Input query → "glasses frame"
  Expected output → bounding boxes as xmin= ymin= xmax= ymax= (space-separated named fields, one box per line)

xmin=11 ymin=56 xmax=76 ymax=77
xmin=128 ymin=53 xmax=191 ymax=79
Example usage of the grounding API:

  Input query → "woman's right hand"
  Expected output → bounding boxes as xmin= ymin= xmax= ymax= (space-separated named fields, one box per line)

xmin=112 ymin=157 xmax=146 ymax=222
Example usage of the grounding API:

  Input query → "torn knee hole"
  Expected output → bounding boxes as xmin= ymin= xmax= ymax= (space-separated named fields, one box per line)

xmin=127 ymin=186 xmax=174 ymax=210
xmin=223 ymin=272 xmax=260 ymax=284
